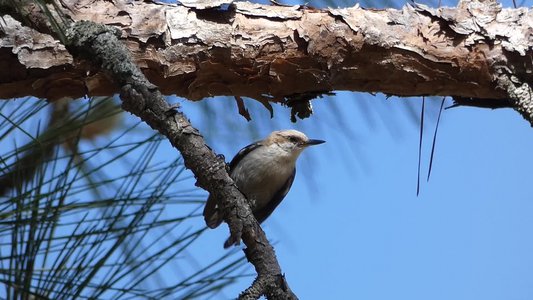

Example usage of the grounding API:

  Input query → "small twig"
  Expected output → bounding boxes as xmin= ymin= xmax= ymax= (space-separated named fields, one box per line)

xmin=427 ymin=97 xmax=446 ymax=182
xmin=416 ymin=96 xmax=424 ymax=196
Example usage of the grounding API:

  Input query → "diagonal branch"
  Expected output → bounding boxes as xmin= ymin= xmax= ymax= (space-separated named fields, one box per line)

xmin=64 ymin=20 xmax=297 ymax=300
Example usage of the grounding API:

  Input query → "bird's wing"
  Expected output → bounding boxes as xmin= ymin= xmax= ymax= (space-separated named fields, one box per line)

xmin=254 ymin=168 xmax=296 ymax=224
xmin=203 ymin=141 xmax=262 ymax=229
xmin=228 ymin=141 xmax=262 ymax=171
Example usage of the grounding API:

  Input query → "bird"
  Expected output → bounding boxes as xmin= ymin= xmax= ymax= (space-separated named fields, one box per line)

xmin=203 ymin=129 xmax=325 ymax=248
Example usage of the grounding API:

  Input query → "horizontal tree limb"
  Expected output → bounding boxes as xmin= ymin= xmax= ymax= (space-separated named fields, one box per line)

xmin=0 ymin=0 xmax=530 ymax=106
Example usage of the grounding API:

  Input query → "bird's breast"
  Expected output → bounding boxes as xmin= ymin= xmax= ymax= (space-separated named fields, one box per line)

xmin=230 ymin=149 xmax=295 ymax=210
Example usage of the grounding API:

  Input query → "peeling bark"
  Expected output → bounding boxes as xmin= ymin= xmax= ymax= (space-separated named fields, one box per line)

xmin=0 ymin=0 xmax=531 ymax=110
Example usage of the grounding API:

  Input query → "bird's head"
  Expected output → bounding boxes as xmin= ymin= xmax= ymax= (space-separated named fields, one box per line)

xmin=264 ymin=130 xmax=325 ymax=157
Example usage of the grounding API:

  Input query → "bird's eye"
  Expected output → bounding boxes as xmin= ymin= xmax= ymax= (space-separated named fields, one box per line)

xmin=288 ymin=136 xmax=298 ymax=143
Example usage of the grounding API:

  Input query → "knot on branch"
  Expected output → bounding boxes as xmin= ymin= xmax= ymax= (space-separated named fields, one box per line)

xmin=285 ymin=91 xmax=334 ymax=122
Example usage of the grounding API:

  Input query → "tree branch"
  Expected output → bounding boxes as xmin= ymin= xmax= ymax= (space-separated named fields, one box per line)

xmin=64 ymin=20 xmax=297 ymax=299
xmin=0 ymin=1 xmax=531 ymax=114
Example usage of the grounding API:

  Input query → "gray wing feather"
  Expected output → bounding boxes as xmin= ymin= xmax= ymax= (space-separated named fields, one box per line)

xmin=253 ymin=168 xmax=296 ymax=224
xmin=228 ymin=142 xmax=262 ymax=171
xmin=203 ymin=142 xmax=262 ymax=229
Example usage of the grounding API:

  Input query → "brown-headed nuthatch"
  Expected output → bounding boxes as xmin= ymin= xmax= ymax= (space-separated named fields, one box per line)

xmin=203 ymin=129 xmax=325 ymax=248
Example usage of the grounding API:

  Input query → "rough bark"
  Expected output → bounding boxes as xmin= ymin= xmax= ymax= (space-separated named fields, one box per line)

xmin=0 ymin=0 xmax=531 ymax=121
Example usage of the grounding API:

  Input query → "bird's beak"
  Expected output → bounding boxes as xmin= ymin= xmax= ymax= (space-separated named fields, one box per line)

xmin=305 ymin=139 xmax=325 ymax=146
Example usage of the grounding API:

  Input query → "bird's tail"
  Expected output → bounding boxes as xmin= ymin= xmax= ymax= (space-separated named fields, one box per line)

xmin=203 ymin=195 xmax=223 ymax=229
xmin=223 ymin=235 xmax=238 ymax=249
